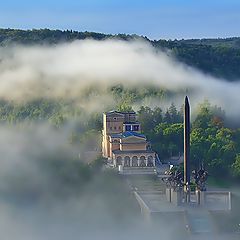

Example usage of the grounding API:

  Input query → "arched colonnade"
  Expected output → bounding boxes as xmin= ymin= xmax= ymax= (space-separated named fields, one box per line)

xmin=115 ymin=155 xmax=155 ymax=167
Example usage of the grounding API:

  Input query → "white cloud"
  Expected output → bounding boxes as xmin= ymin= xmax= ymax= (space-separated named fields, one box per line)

xmin=0 ymin=39 xmax=239 ymax=118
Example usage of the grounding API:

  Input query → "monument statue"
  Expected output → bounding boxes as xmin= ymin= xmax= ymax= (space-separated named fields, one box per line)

xmin=162 ymin=168 xmax=184 ymax=190
xmin=192 ymin=166 xmax=208 ymax=191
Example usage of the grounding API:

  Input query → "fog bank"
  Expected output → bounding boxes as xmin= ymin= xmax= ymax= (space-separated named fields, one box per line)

xmin=0 ymin=39 xmax=239 ymax=118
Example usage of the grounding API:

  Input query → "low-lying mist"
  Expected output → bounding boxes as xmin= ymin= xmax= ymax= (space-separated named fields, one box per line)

xmin=0 ymin=124 xmax=141 ymax=240
xmin=0 ymin=39 xmax=240 ymax=119
xmin=0 ymin=125 xmax=189 ymax=240
xmin=0 ymin=39 xmax=240 ymax=239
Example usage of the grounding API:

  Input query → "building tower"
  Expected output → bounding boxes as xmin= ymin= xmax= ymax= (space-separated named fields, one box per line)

xmin=101 ymin=110 xmax=156 ymax=174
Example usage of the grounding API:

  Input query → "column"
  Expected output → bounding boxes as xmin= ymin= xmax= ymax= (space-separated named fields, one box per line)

xmin=137 ymin=157 xmax=140 ymax=167
xmin=130 ymin=157 xmax=133 ymax=167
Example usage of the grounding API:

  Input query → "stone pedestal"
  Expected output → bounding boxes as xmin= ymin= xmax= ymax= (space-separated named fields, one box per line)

xmin=195 ymin=190 xmax=206 ymax=206
xmin=118 ymin=165 xmax=123 ymax=173
xmin=166 ymin=188 xmax=183 ymax=205
xmin=166 ymin=188 xmax=172 ymax=202
xmin=171 ymin=188 xmax=183 ymax=206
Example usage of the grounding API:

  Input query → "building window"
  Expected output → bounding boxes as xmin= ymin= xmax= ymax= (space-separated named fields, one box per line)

xmin=116 ymin=156 xmax=122 ymax=166
xmin=114 ymin=126 xmax=117 ymax=130
xmin=133 ymin=125 xmax=139 ymax=131
xmin=132 ymin=156 xmax=138 ymax=167
xmin=147 ymin=156 xmax=154 ymax=167
xmin=119 ymin=126 xmax=121 ymax=130
xmin=113 ymin=117 xmax=117 ymax=120
xmin=125 ymin=125 xmax=131 ymax=131
xmin=140 ymin=156 xmax=146 ymax=167
xmin=124 ymin=156 xmax=130 ymax=167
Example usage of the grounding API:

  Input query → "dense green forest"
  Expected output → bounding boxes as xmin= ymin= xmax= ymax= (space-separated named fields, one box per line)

xmin=0 ymin=28 xmax=240 ymax=182
xmin=1 ymin=27 xmax=240 ymax=239
xmin=0 ymin=84 xmax=240 ymax=180
xmin=136 ymin=101 xmax=240 ymax=180
xmin=1 ymin=28 xmax=240 ymax=80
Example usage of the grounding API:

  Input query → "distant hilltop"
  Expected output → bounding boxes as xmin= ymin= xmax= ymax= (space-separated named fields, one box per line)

xmin=1 ymin=28 xmax=240 ymax=81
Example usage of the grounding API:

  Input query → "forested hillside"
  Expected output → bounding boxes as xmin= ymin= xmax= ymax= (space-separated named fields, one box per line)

xmin=0 ymin=86 xmax=240 ymax=180
xmin=1 ymin=28 xmax=240 ymax=80
xmin=1 ymin=28 xmax=240 ymax=181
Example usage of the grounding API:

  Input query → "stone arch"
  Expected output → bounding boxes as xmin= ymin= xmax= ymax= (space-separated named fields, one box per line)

xmin=140 ymin=156 xmax=146 ymax=167
xmin=116 ymin=156 xmax=122 ymax=166
xmin=132 ymin=156 xmax=138 ymax=167
xmin=147 ymin=156 xmax=154 ymax=167
xmin=124 ymin=156 xmax=130 ymax=167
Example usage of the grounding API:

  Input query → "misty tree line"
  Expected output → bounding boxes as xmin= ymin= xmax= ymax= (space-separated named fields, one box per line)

xmin=3 ymin=149 xmax=138 ymax=217
xmin=0 ymin=91 xmax=240 ymax=180
xmin=1 ymin=28 xmax=240 ymax=81
xmin=135 ymin=101 xmax=240 ymax=179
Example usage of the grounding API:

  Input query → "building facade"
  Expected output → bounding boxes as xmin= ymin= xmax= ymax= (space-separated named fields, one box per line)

xmin=102 ymin=110 xmax=156 ymax=169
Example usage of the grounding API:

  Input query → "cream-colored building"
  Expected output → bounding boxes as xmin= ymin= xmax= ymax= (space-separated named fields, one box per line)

xmin=102 ymin=110 xmax=156 ymax=169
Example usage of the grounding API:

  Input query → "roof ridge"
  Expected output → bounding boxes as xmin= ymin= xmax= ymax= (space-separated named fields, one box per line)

xmin=122 ymin=131 xmax=146 ymax=138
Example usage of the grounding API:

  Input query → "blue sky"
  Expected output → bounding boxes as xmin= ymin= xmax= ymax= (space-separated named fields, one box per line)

xmin=0 ymin=0 xmax=240 ymax=39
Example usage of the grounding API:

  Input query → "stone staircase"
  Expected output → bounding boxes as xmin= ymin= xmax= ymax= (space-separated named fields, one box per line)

xmin=185 ymin=208 xmax=216 ymax=234
xmin=118 ymin=166 xmax=157 ymax=175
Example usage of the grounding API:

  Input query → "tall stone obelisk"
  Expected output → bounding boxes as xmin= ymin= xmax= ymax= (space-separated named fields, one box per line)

xmin=184 ymin=96 xmax=191 ymax=202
